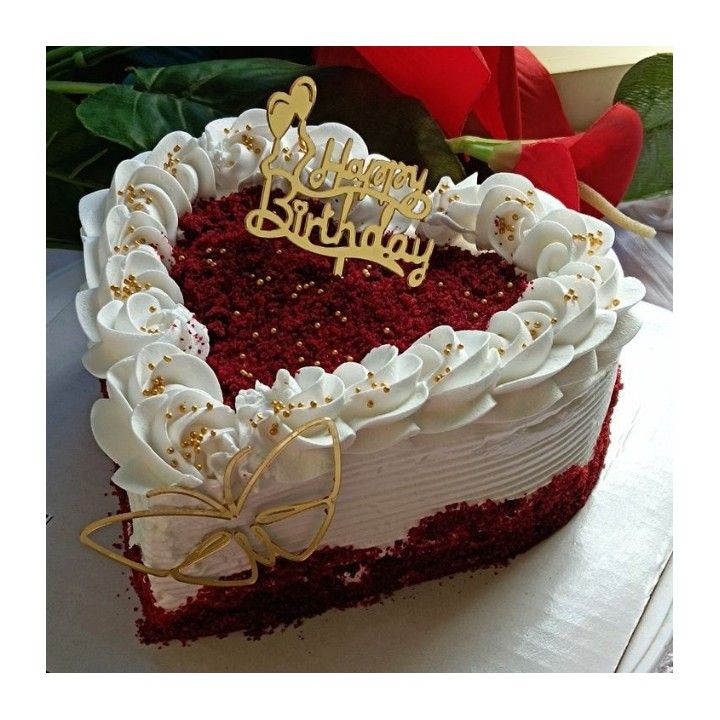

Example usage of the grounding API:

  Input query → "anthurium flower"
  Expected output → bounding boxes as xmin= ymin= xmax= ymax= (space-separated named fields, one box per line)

xmin=314 ymin=46 xmax=643 ymax=218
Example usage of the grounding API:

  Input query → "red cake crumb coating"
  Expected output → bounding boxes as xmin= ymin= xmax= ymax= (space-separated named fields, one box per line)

xmin=118 ymin=371 xmax=622 ymax=645
xmin=172 ymin=187 xmax=526 ymax=402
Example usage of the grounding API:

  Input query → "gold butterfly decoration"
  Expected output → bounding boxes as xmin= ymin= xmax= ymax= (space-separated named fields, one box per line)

xmin=80 ymin=417 xmax=342 ymax=588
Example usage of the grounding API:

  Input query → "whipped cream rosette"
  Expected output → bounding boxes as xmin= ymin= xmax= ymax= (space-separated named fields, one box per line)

xmin=82 ymin=293 xmax=209 ymax=378
xmin=405 ymin=326 xmax=501 ymax=433
xmin=333 ymin=345 xmax=428 ymax=453
xmin=82 ymin=204 xmax=176 ymax=288
xmin=76 ymin=246 xmax=183 ymax=343
xmin=106 ymin=158 xmax=192 ymax=239
xmin=200 ymin=110 xmax=274 ymax=195
xmin=416 ymin=173 xmax=484 ymax=245
xmin=145 ymin=131 xmax=216 ymax=202
xmin=235 ymin=367 xmax=355 ymax=450
xmin=474 ymin=173 xmax=553 ymax=262
xmin=94 ymin=386 xmax=248 ymax=496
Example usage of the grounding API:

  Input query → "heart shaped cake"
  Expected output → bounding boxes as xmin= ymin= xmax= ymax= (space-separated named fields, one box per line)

xmin=75 ymin=78 xmax=644 ymax=643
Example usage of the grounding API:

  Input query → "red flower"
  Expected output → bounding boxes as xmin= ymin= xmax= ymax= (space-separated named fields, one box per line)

xmin=314 ymin=47 xmax=642 ymax=216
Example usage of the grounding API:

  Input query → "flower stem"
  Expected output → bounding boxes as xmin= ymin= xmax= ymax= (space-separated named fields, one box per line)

xmin=46 ymin=80 xmax=110 ymax=95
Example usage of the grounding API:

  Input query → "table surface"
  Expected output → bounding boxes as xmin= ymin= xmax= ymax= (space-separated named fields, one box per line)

xmin=46 ymin=197 xmax=673 ymax=672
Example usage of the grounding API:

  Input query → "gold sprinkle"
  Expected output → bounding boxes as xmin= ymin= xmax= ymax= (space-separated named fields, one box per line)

xmin=165 ymin=412 xmax=172 ymax=419
xmin=178 ymin=404 xmax=187 ymax=413
xmin=464 ymin=291 xmax=471 ymax=297
xmin=270 ymin=327 xmax=277 ymax=334
xmin=147 ymin=362 xmax=155 ymax=370
xmin=383 ymin=327 xmax=391 ymax=335
xmin=298 ymin=356 xmax=305 ymax=363
xmin=314 ymin=322 xmax=321 ymax=329
xmin=269 ymin=423 xmax=279 ymax=436
xmin=291 ymin=293 xmax=298 ymax=299
xmin=497 ymin=291 xmax=505 ymax=298
xmin=324 ymin=396 xmax=333 ymax=404
xmin=612 ymin=298 xmax=621 ymax=307
xmin=166 ymin=447 xmax=174 ymax=454
xmin=367 ymin=400 xmax=375 ymax=409
xmin=252 ymin=331 xmax=259 ymax=339
xmin=310 ymin=400 xmax=318 ymax=408
xmin=472 ymin=311 xmax=479 ymax=318
xmin=206 ymin=402 xmax=213 ymax=410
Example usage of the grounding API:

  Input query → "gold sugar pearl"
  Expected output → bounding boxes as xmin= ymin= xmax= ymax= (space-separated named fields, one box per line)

xmin=324 ymin=396 xmax=333 ymax=403
xmin=206 ymin=402 xmax=213 ymax=410
xmin=256 ymin=278 xmax=264 ymax=286
xmin=296 ymin=341 xmax=304 ymax=347
xmin=252 ymin=331 xmax=259 ymax=338
xmin=270 ymin=327 xmax=277 ymax=334
xmin=163 ymin=355 xmax=172 ymax=363
xmin=367 ymin=400 xmax=375 ymax=408
xmin=506 ymin=281 xmax=514 ymax=289
xmin=147 ymin=362 xmax=155 ymax=370
xmin=314 ymin=322 xmax=321 ymax=329
xmin=291 ymin=293 xmax=298 ymax=299
xmin=346 ymin=356 xmax=354 ymax=362
xmin=497 ymin=291 xmax=504 ymax=298
xmin=233 ymin=310 xmax=241 ymax=316
xmin=472 ymin=311 xmax=479 ymax=318
xmin=480 ymin=298 xmax=488 ymax=304
xmin=383 ymin=327 xmax=391 ymax=335
xmin=310 ymin=400 xmax=318 ymax=408
xmin=464 ymin=291 xmax=471 ymax=297
xmin=298 ymin=356 xmax=305 ymax=363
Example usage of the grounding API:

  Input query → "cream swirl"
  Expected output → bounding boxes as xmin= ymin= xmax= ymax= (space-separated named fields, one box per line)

xmin=485 ymin=310 xmax=573 ymax=393
xmin=76 ymin=247 xmax=182 ymax=344
xmin=511 ymin=276 xmax=616 ymax=359
xmin=474 ymin=173 xmax=554 ymax=261
xmin=333 ymin=345 xmax=427 ymax=451
xmin=406 ymin=326 xmax=501 ymax=433
xmin=106 ymin=159 xmax=191 ymax=238
xmin=416 ymin=173 xmax=484 ymax=245
xmin=200 ymin=110 xmax=274 ymax=195
xmin=234 ymin=367 xmax=355 ymax=449
xmin=95 ymin=386 xmax=248 ymax=495
xmin=82 ymin=294 xmax=209 ymax=378
xmin=146 ymin=131 xmax=216 ymax=202
xmin=82 ymin=204 xmax=175 ymax=289
xmin=91 ymin=343 xmax=223 ymax=476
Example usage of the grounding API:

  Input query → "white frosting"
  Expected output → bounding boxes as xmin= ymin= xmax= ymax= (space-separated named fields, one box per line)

xmin=146 ymin=131 xmax=215 ymax=202
xmin=75 ymin=109 xmax=646 ymax=604
xmin=81 ymin=295 xmax=209 ymax=378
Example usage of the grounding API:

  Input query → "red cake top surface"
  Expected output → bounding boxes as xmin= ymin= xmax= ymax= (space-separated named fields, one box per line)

xmin=172 ymin=187 xmax=527 ymax=403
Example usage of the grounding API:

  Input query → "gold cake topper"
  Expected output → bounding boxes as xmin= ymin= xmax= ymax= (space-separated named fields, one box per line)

xmin=245 ymin=76 xmax=435 ymax=287
xmin=80 ymin=417 xmax=342 ymax=588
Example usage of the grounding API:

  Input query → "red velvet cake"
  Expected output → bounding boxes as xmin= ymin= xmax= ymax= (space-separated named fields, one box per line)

xmin=76 ymin=77 xmax=645 ymax=643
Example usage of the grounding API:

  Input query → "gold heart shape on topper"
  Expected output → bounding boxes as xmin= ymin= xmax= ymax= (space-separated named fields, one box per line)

xmin=80 ymin=417 xmax=342 ymax=588
xmin=266 ymin=76 xmax=317 ymax=139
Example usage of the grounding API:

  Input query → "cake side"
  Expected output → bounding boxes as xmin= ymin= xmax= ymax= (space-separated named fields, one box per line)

xmin=127 ymin=371 xmax=623 ymax=643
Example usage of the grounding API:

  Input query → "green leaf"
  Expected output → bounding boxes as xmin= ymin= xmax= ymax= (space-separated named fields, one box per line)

xmin=76 ymin=85 xmax=223 ymax=152
xmin=132 ymin=58 xmax=313 ymax=116
xmin=82 ymin=60 xmax=462 ymax=186
xmin=46 ymin=91 xmax=129 ymax=247
xmin=614 ymin=53 xmax=672 ymax=200
xmin=136 ymin=61 xmax=462 ymax=185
